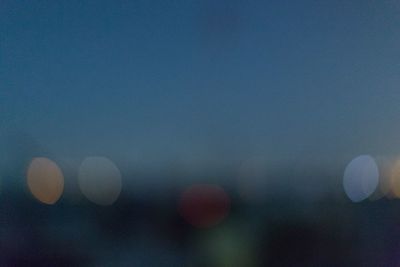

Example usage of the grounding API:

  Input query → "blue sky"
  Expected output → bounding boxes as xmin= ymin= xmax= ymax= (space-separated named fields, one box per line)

xmin=1 ymin=0 xmax=400 ymax=166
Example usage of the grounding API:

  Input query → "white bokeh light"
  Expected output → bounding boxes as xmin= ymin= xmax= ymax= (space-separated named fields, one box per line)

xmin=343 ymin=155 xmax=379 ymax=202
xmin=78 ymin=157 xmax=122 ymax=206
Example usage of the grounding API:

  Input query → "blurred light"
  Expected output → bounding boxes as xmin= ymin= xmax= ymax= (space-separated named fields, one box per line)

xmin=343 ymin=155 xmax=379 ymax=202
xmin=78 ymin=157 xmax=122 ymax=206
xmin=369 ymin=156 xmax=393 ymax=200
xmin=26 ymin=157 xmax=64 ymax=204
xmin=179 ymin=184 xmax=230 ymax=228
xmin=237 ymin=157 xmax=269 ymax=203
xmin=390 ymin=159 xmax=400 ymax=198
xmin=193 ymin=224 xmax=255 ymax=267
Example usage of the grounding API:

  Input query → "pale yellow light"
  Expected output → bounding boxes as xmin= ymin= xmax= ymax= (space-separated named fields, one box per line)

xmin=27 ymin=157 xmax=64 ymax=204
xmin=390 ymin=159 xmax=400 ymax=198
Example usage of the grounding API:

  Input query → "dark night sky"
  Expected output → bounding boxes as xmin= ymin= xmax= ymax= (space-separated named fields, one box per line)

xmin=1 ymin=0 xmax=400 ymax=166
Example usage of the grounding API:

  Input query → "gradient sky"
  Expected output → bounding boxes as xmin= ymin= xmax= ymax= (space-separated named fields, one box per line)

xmin=1 ymin=0 xmax=400 ymax=166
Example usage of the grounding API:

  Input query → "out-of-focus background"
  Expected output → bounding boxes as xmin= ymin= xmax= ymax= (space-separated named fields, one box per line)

xmin=1 ymin=0 xmax=400 ymax=266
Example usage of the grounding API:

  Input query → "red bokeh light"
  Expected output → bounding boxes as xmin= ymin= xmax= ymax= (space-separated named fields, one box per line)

xmin=179 ymin=184 xmax=230 ymax=228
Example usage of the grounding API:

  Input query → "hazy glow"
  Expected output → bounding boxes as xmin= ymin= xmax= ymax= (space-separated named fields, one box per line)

xmin=237 ymin=157 xmax=269 ymax=202
xmin=78 ymin=157 xmax=122 ymax=206
xmin=369 ymin=156 xmax=393 ymax=200
xmin=389 ymin=159 xmax=400 ymax=198
xmin=194 ymin=225 xmax=255 ymax=267
xmin=179 ymin=184 xmax=230 ymax=228
xmin=26 ymin=157 xmax=64 ymax=204
xmin=343 ymin=155 xmax=379 ymax=202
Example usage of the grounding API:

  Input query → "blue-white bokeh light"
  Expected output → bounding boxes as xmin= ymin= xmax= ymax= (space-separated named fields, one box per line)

xmin=343 ymin=155 xmax=379 ymax=202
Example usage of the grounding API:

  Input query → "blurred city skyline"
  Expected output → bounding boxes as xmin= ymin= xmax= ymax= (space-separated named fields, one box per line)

xmin=2 ymin=2 xmax=400 ymax=265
